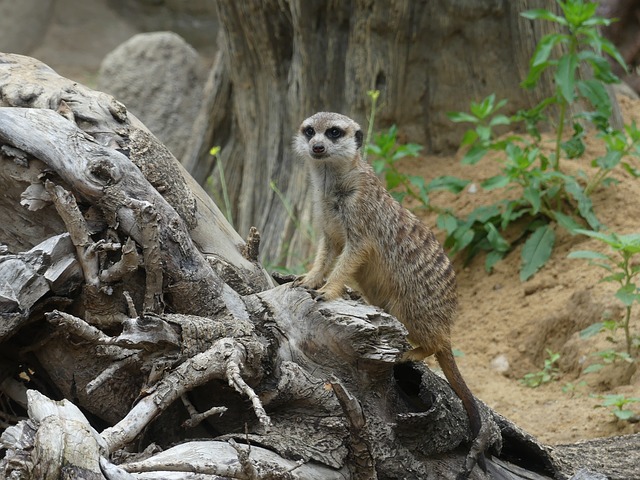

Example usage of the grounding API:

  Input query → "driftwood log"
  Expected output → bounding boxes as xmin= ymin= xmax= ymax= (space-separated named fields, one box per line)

xmin=0 ymin=52 xmax=638 ymax=480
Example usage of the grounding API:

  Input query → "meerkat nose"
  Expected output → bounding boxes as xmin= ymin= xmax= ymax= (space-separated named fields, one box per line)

xmin=312 ymin=144 xmax=326 ymax=154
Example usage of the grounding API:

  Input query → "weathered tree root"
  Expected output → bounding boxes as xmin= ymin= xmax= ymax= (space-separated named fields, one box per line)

xmin=330 ymin=379 xmax=377 ymax=480
xmin=101 ymin=336 xmax=267 ymax=453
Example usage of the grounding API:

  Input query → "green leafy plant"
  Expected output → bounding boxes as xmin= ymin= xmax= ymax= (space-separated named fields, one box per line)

xmin=520 ymin=349 xmax=561 ymax=388
xmin=366 ymin=124 xmax=425 ymax=204
xmin=561 ymin=380 xmax=588 ymax=397
xmin=582 ymin=349 xmax=634 ymax=374
xmin=365 ymin=91 xmax=469 ymax=210
xmin=569 ymin=229 xmax=640 ymax=357
xmin=439 ymin=0 xmax=635 ymax=281
xmin=595 ymin=394 xmax=640 ymax=421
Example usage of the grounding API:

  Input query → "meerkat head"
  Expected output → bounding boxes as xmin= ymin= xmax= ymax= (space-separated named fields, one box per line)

xmin=294 ymin=112 xmax=364 ymax=164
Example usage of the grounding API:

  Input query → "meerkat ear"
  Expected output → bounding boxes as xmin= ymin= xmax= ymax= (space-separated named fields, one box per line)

xmin=355 ymin=130 xmax=363 ymax=149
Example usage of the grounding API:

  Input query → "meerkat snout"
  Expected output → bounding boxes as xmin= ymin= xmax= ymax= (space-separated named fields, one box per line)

xmin=312 ymin=144 xmax=326 ymax=156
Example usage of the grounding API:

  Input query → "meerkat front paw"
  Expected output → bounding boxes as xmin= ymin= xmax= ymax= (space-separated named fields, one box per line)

xmin=293 ymin=272 xmax=325 ymax=290
xmin=315 ymin=283 xmax=344 ymax=302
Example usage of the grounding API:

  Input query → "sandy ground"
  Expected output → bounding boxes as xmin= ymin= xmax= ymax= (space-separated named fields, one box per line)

xmin=402 ymin=94 xmax=640 ymax=446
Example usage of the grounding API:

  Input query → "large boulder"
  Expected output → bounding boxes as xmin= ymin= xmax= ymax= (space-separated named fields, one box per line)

xmin=98 ymin=32 xmax=207 ymax=162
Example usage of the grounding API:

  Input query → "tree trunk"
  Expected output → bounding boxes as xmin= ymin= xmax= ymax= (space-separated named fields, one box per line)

xmin=0 ymin=52 xmax=637 ymax=480
xmin=185 ymin=0 xmax=619 ymax=268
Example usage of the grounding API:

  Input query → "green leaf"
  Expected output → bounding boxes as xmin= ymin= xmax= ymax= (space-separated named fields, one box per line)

xmin=554 ymin=211 xmax=582 ymax=234
xmin=408 ymin=175 xmax=425 ymax=189
xmin=462 ymin=145 xmax=488 ymax=165
xmin=366 ymin=144 xmax=382 ymax=156
xmin=480 ymin=175 xmax=510 ymax=190
xmin=621 ymin=161 xmax=640 ymax=178
xmin=447 ymin=111 xmax=478 ymax=124
xmin=613 ymin=410 xmax=636 ymax=421
xmin=563 ymin=179 xmax=601 ymax=229
xmin=556 ymin=53 xmax=579 ymax=103
xmin=582 ymin=17 xmax=613 ymax=27
xmin=579 ymin=51 xmax=619 ymax=84
xmin=452 ymin=226 xmax=476 ymax=253
xmin=561 ymin=136 xmax=586 ymax=159
xmin=470 ymin=94 xmax=497 ymax=119
xmin=531 ymin=33 xmax=567 ymax=67
xmin=600 ymin=37 xmax=628 ymax=71
xmin=385 ymin=170 xmax=404 ymax=190
xmin=561 ymin=123 xmax=586 ymax=159
xmin=523 ymin=186 xmax=542 ymax=214
xmin=560 ymin=0 xmax=598 ymax=26
xmin=460 ymin=129 xmax=479 ymax=147
xmin=615 ymin=283 xmax=638 ymax=307
xmin=567 ymin=250 xmax=610 ymax=261
xmin=522 ymin=62 xmax=550 ymax=90
xmin=578 ymin=79 xmax=612 ymax=114
xmin=489 ymin=114 xmax=511 ymax=127
xmin=602 ymin=272 xmax=626 ymax=283
xmin=476 ymin=125 xmax=491 ymax=142
xmin=391 ymin=191 xmax=406 ymax=203
xmin=501 ymin=199 xmax=528 ymax=229
xmin=595 ymin=150 xmax=623 ymax=171
xmin=619 ymin=233 xmax=640 ymax=252
xmin=372 ymin=159 xmax=385 ymax=175
xmin=521 ymin=9 xmax=567 ymax=25
xmin=468 ymin=204 xmax=502 ymax=224
xmin=392 ymin=143 xmax=422 ymax=161
xmin=600 ymin=394 xmax=627 ymax=407
xmin=573 ymin=229 xmax=623 ymax=248
xmin=427 ymin=176 xmax=470 ymax=194
xmin=437 ymin=213 xmax=459 ymax=236
xmin=583 ymin=363 xmax=604 ymax=374
xmin=520 ymin=225 xmax=556 ymax=281
xmin=485 ymin=223 xmax=510 ymax=252
xmin=485 ymin=250 xmax=506 ymax=272
xmin=580 ymin=322 xmax=605 ymax=339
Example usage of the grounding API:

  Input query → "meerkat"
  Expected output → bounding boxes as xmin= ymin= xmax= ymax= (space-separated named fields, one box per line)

xmin=293 ymin=111 xmax=490 ymax=476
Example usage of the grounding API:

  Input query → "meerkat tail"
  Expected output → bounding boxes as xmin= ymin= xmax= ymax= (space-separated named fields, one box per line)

xmin=435 ymin=347 xmax=487 ymax=473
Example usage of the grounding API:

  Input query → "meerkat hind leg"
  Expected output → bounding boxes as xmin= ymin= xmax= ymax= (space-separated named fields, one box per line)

xmin=400 ymin=335 xmax=434 ymax=362
xmin=400 ymin=347 xmax=431 ymax=362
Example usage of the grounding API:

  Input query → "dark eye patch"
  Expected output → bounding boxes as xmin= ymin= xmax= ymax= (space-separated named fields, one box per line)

xmin=303 ymin=126 xmax=315 ymax=138
xmin=326 ymin=127 xmax=344 ymax=140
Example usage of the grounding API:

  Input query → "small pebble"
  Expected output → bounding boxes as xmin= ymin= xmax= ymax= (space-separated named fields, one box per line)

xmin=491 ymin=354 xmax=510 ymax=375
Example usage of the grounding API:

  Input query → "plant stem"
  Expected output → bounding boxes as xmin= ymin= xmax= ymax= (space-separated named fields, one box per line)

xmin=622 ymin=253 xmax=634 ymax=355
xmin=554 ymin=99 xmax=567 ymax=172
xmin=217 ymin=155 xmax=233 ymax=228
xmin=364 ymin=90 xmax=380 ymax=163
xmin=623 ymin=306 xmax=632 ymax=356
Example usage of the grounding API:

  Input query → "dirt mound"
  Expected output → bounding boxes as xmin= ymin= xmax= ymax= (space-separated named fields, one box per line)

xmin=403 ymin=94 xmax=640 ymax=445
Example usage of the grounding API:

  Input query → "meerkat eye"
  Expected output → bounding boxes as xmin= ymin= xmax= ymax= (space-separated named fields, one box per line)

xmin=326 ymin=127 xmax=344 ymax=139
xmin=303 ymin=126 xmax=315 ymax=138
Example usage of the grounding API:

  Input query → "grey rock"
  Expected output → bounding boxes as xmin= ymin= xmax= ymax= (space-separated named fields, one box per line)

xmin=98 ymin=32 xmax=207 ymax=161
